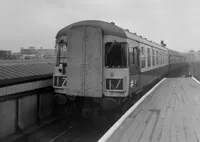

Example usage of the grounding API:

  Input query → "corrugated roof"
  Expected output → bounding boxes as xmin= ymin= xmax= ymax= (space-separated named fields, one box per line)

xmin=0 ymin=60 xmax=55 ymax=87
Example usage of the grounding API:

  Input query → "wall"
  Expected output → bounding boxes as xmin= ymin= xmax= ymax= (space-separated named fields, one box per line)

xmin=0 ymin=79 xmax=54 ymax=139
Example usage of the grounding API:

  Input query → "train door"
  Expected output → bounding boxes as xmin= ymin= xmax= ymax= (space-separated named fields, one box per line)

xmin=66 ymin=26 xmax=103 ymax=97
xmin=129 ymin=46 xmax=141 ymax=94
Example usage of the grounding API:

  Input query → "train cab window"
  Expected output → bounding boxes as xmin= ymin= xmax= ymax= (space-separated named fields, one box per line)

xmin=140 ymin=47 xmax=146 ymax=68
xmin=147 ymin=48 xmax=151 ymax=67
xmin=56 ymin=43 xmax=68 ymax=66
xmin=105 ymin=42 xmax=128 ymax=68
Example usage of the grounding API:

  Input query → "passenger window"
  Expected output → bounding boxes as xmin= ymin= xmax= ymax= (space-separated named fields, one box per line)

xmin=163 ymin=52 xmax=165 ymax=64
xmin=58 ymin=43 xmax=68 ymax=65
xmin=152 ymin=48 xmax=155 ymax=66
xmin=156 ymin=50 xmax=159 ymax=65
xmin=141 ymin=47 xmax=146 ymax=68
xmin=159 ymin=51 xmax=161 ymax=65
xmin=129 ymin=48 xmax=133 ymax=65
xmin=160 ymin=51 xmax=161 ymax=64
xmin=129 ymin=47 xmax=139 ymax=67
xmin=133 ymin=48 xmax=138 ymax=66
xmin=147 ymin=48 xmax=151 ymax=67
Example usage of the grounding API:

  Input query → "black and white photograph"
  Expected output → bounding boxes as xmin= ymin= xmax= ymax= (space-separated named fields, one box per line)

xmin=0 ymin=0 xmax=200 ymax=142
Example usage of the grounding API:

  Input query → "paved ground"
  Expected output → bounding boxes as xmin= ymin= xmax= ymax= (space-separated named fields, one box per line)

xmin=106 ymin=77 xmax=200 ymax=142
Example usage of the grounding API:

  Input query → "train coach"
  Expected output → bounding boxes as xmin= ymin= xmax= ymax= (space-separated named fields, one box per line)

xmin=53 ymin=20 xmax=187 ymax=118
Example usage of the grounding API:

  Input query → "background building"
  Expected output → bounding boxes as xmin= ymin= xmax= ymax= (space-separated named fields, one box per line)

xmin=21 ymin=46 xmax=37 ymax=59
xmin=20 ymin=46 xmax=55 ymax=59
xmin=0 ymin=50 xmax=15 ymax=60
xmin=36 ymin=47 xmax=56 ymax=59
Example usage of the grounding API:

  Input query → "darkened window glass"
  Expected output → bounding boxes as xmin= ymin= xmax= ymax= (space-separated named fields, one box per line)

xmin=105 ymin=42 xmax=128 ymax=68
xmin=141 ymin=47 xmax=146 ymax=68
xmin=147 ymin=48 xmax=151 ymax=67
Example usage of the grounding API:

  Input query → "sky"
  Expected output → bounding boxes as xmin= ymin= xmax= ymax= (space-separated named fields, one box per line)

xmin=0 ymin=0 xmax=200 ymax=53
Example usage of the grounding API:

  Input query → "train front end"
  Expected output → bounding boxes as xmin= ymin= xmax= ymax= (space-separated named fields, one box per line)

xmin=53 ymin=21 xmax=133 ymax=115
xmin=53 ymin=25 xmax=104 ymax=101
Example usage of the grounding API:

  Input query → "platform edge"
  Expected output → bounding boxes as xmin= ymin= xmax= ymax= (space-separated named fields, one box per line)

xmin=192 ymin=76 xmax=200 ymax=84
xmin=98 ymin=77 xmax=166 ymax=142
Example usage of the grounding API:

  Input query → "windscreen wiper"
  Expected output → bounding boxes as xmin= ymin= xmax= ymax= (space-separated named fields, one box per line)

xmin=106 ymin=40 xmax=116 ymax=54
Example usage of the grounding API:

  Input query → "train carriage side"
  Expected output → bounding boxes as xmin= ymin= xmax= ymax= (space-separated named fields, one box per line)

xmin=139 ymin=44 xmax=169 ymax=88
xmin=125 ymin=31 xmax=169 ymax=90
xmin=168 ymin=49 xmax=187 ymax=76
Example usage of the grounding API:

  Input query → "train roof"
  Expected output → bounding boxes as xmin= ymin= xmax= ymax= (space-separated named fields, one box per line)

xmin=56 ymin=20 xmax=166 ymax=50
xmin=168 ymin=48 xmax=186 ymax=57
xmin=56 ymin=20 xmax=126 ymax=38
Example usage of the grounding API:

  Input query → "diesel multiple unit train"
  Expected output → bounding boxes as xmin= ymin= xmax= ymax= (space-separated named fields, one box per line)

xmin=53 ymin=20 xmax=186 ymax=117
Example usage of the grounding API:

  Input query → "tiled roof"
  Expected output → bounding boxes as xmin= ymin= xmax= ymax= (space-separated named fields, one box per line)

xmin=0 ymin=60 xmax=55 ymax=87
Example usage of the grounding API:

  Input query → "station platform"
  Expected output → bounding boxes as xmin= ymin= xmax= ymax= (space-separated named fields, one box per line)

xmin=99 ymin=77 xmax=200 ymax=142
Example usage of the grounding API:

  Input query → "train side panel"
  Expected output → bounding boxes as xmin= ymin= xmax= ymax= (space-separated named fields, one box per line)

xmin=139 ymin=44 xmax=169 ymax=88
xmin=127 ymin=39 xmax=141 ymax=95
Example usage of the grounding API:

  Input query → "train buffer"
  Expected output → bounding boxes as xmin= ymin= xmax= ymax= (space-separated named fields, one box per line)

xmin=99 ymin=77 xmax=200 ymax=142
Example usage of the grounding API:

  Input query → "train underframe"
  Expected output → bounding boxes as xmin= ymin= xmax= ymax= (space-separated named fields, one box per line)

xmin=53 ymin=92 xmax=141 ymax=122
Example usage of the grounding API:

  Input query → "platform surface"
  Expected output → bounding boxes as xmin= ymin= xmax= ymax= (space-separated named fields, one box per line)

xmin=103 ymin=77 xmax=200 ymax=142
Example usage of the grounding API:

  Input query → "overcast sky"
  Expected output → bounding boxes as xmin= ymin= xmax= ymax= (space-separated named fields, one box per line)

xmin=0 ymin=0 xmax=200 ymax=52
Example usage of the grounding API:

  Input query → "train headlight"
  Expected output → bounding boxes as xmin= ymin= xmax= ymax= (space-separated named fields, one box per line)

xmin=106 ymin=79 xmax=123 ymax=90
